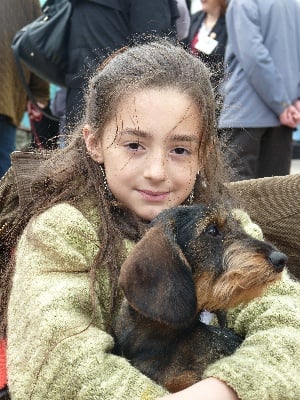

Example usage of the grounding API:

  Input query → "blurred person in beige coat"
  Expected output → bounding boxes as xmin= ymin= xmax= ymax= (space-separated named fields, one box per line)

xmin=0 ymin=0 xmax=49 ymax=178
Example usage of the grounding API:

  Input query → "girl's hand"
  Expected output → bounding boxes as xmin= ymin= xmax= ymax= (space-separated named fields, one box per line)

xmin=158 ymin=378 xmax=239 ymax=400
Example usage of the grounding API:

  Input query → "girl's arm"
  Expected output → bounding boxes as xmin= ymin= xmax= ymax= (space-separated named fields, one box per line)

xmin=203 ymin=270 xmax=300 ymax=399
xmin=161 ymin=212 xmax=300 ymax=399
xmin=160 ymin=270 xmax=300 ymax=400
xmin=7 ymin=203 xmax=167 ymax=400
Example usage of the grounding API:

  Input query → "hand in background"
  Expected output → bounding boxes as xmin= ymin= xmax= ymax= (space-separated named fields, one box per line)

xmin=294 ymin=99 xmax=300 ymax=113
xmin=280 ymin=103 xmax=300 ymax=128
xmin=27 ymin=100 xmax=46 ymax=122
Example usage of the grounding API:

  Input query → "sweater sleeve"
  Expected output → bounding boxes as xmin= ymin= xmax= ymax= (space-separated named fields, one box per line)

xmin=203 ymin=270 xmax=300 ymax=400
xmin=7 ymin=203 xmax=167 ymax=400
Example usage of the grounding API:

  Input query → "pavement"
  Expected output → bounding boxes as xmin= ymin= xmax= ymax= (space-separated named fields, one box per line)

xmin=291 ymin=159 xmax=300 ymax=174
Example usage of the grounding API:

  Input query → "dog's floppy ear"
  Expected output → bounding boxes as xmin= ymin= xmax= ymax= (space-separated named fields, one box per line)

xmin=119 ymin=223 xmax=197 ymax=328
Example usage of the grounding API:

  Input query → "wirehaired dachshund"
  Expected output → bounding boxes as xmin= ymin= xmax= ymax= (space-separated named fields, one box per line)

xmin=113 ymin=204 xmax=287 ymax=392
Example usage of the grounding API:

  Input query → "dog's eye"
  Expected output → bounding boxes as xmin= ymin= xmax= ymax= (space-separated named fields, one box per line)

xmin=205 ymin=224 xmax=221 ymax=237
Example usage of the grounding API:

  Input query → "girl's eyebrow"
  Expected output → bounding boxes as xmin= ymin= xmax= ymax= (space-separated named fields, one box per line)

xmin=172 ymin=134 xmax=200 ymax=142
xmin=120 ymin=128 xmax=150 ymax=138
xmin=120 ymin=128 xmax=200 ymax=142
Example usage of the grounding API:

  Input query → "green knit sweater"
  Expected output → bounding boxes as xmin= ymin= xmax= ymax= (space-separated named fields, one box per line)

xmin=7 ymin=203 xmax=300 ymax=399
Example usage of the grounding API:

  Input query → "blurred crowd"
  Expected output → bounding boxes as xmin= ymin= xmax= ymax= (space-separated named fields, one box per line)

xmin=1 ymin=0 xmax=300 ymax=181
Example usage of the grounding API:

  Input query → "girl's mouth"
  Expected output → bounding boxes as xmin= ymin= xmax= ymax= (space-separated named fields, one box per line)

xmin=138 ymin=190 xmax=169 ymax=202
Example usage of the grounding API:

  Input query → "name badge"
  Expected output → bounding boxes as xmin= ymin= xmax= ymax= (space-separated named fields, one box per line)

xmin=195 ymin=35 xmax=218 ymax=55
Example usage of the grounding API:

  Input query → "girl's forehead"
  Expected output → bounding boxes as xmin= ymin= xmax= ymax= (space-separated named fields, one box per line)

xmin=101 ymin=87 xmax=203 ymax=144
xmin=114 ymin=87 xmax=202 ymax=128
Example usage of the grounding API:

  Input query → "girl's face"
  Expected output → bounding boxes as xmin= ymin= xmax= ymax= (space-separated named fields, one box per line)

xmin=84 ymin=88 xmax=202 ymax=221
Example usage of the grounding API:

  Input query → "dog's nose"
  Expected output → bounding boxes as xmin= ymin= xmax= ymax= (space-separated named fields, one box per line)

xmin=268 ymin=251 xmax=287 ymax=272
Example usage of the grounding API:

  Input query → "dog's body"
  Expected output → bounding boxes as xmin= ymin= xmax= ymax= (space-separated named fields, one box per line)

xmin=114 ymin=303 xmax=243 ymax=392
xmin=113 ymin=205 xmax=287 ymax=392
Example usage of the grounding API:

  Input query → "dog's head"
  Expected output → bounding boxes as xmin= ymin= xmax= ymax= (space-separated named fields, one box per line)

xmin=119 ymin=205 xmax=287 ymax=329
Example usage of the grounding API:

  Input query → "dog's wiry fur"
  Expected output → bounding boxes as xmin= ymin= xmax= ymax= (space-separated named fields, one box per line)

xmin=113 ymin=205 xmax=287 ymax=392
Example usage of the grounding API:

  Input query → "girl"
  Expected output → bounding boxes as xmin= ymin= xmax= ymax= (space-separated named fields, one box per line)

xmin=3 ymin=40 xmax=300 ymax=399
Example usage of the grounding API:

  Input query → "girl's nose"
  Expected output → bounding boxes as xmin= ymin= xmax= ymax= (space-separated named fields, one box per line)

xmin=143 ymin=154 xmax=167 ymax=181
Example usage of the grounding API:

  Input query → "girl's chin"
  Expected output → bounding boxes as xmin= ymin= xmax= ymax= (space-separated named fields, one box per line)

xmin=135 ymin=206 xmax=167 ymax=222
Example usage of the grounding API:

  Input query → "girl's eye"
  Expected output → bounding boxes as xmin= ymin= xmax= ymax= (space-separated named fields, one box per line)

xmin=172 ymin=147 xmax=190 ymax=155
xmin=126 ymin=142 xmax=142 ymax=151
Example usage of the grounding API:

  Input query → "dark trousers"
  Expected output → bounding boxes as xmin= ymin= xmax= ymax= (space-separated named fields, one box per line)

xmin=227 ymin=125 xmax=293 ymax=181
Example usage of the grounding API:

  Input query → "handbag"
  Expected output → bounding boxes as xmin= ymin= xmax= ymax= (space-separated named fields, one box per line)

xmin=11 ymin=0 xmax=72 ymax=88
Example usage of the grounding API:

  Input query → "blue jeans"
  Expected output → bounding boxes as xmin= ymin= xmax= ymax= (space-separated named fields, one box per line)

xmin=0 ymin=116 xmax=16 ymax=178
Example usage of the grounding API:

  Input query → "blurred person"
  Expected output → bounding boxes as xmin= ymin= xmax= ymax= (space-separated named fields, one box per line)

xmin=175 ymin=0 xmax=191 ymax=41
xmin=0 ymin=0 xmax=49 ymax=178
xmin=51 ymin=87 xmax=67 ymax=148
xmin=190 ymin=0 xmax=203 ymax=14
xmin=219 ymin=0 xmax=300 ymax=180
xmin=66 ymin=0 xmax=179 ymax=128
xmin=188 ymin=0 xmax=227 ymax=90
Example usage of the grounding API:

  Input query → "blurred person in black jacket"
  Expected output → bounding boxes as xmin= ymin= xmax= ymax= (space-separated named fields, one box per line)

xmin=176 ymin=0 xmax=191 ymax=41
xmin=0 ymin=0 xmax=49 ymax=177
xmin=188 ymin=0 xmax=227 ymax=93
xmin=66 ymin=0 xmax=179 ymax=128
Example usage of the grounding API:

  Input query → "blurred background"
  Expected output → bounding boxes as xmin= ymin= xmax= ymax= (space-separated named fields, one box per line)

xmin=17 ymin=0 xmax=300 ymax=172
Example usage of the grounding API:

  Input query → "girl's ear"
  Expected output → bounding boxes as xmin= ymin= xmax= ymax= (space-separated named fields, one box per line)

xmin=83 ymin=124 xmax=104 ymax=163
